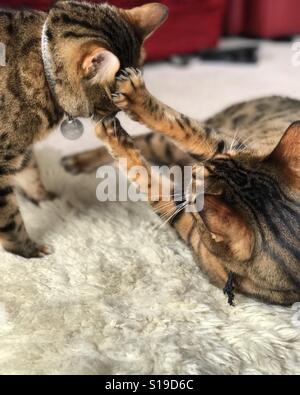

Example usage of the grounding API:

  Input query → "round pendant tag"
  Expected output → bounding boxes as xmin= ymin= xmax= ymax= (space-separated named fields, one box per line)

xmin=61 ymin=118 xmax=84 ymax=140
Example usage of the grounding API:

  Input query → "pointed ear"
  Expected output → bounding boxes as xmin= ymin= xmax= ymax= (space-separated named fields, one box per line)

xmin=266 ymin=121 xmax=300 ymax=186
xmin=200 ymin=195 xmax=254 ymax=261
xmin=51 ymin=0 xmax=66 ymax=8
xmin=126 ymin=3 xmax=168 ymax=40
xmin=81 ymin=45 xmax=120 ymax=85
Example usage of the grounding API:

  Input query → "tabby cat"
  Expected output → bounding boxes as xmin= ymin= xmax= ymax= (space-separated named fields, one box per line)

xmin=63 ymin=68 xmax=300 ymax=305
xmin=0 ymin=0 xmax=167 ymax=257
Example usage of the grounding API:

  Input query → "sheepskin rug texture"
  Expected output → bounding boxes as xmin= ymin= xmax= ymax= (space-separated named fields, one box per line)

xmin=1 ymin=41 xmax=300 ymax=375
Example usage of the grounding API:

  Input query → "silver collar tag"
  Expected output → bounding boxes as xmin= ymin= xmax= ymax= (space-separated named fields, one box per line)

xmin=61 ymin=115 xmax=84 ymax=140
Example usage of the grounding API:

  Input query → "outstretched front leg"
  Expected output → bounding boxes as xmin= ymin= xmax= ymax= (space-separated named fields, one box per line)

xmin=95 ymin=118 xmax=193 ymax=239
xmin=95 ymin=118 xmax=229 ymax=290
xmin=112 ymin=68 xmax=221 ymax=160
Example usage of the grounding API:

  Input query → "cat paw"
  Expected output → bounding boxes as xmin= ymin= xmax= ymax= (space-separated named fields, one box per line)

xmin=95 ymin=117 xmax=120 ymax=140
xmin=61 ymin=155 xmax=82 ymax=175
xmin=95 ymin=117 xmax=132 ymax=146
xmin=4 ymin=241 xmax=54 ymax=259
xmin=61 ymin=148 xmax=113 ymax=175
xmin=112 ymin=67 xmax=145 ymax=110
xmin=18 ymin=187 xmax=57 ymax=206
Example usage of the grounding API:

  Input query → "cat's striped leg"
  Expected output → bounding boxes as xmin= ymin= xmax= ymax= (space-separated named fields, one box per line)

xmin=95 ymin=118 xmax=229 ymax=287
xmin=95 ymin=118 xmax=185 ymax=222
xmin=61 ymin=145 xmax=114 ymax=175
xmin=0 ymin=153 xmax=52 ymax=258
xmin=61 ymin=132 xmax=192 ymax=175
xmin=14 ymin=150 xmax=56 ymax=205
xmin=112 ymin=68 xmax=220 ymax=159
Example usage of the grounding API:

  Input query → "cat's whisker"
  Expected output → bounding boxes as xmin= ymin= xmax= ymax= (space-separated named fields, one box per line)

xmin=138 ymin=191 xmax=183 ymax=202
xmin=152 ymin=201 xmax=177 ymax=214
xmin=104 ymin=85 xmax=112 ymax=100
xmin=229 ymin=129 xmax=240 ymax=152
xmin=155 ymin=201 xmax=180 ymax=216
xmin=239 ymin=135 xmax=252 ymax=148
xmin=113 ymin=118 xmax=118 ymax=139
xmin=158 ymin=201 xmax=188 ymax=229
xmin=156 ymin=207 xmax=179 ymax=223
xmin=153 ymin=208 xmax=175 ymax=223
xmin=148 ymin=193 xmax=183 ymax=200
xmin=189 ymin=138 xmax=213 ymax=161
xmin=203 ymin=137 xmax=216 ymax=156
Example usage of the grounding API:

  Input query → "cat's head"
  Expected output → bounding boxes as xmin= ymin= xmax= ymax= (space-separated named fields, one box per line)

xmin=191 ymin=122 xmax=300 ymax=304
xmin=46 ymin=1 xmax=168 ymax=117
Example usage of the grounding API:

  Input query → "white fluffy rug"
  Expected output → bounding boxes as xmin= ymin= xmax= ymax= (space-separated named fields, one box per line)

xmin=0 ymin=41 xmax=300 ymax=375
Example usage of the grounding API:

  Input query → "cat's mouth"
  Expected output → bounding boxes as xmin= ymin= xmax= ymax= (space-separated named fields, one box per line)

xmin=93 ymin=107 xmax=120 ymax=121
xmin=91 ymin=82 xmax=120 ymax=118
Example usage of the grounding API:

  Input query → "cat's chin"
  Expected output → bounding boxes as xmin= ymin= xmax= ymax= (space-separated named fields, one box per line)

xmin=93 ymin=109 xmax=120 ymax=122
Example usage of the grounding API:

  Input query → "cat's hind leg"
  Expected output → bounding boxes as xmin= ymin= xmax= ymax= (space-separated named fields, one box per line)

xmin=0 ymin=152 xmax=52 ymax=258
xmin=14 ymin=149 xmax=56 ymax=205
xmin=61 ymin=146 xmax=113 ymax=175
xmin=61 ymin=133 xmax=192 ymax=175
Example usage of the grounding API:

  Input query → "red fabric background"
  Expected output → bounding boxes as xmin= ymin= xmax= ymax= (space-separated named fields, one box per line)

xmin=1 ymin=0 xmax=227 ymax=60
xmin=225 ymin=0 xmax=300 ymax=37
xmin=4 ymin=0 xmax=300 ymax=41
xmin=111 ymin=0 xmax=227 ymax=60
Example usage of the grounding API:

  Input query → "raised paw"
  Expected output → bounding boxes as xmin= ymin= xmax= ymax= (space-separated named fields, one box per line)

xmin=95 ymin=117 xmax=119 ymax=141
xmin=112 ymin=67 xmax=145 ymax=111
xmin=61 ymin=155 xmax=83 ymax=175
xmin=95 ymin=117 xmax=134 ymax=152
xmin=4 ymin=240 xmax=54 ymax=259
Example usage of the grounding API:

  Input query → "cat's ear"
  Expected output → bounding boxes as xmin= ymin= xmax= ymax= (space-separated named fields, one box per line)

xmin=81 ymin=46 xmax=120 ymax=84
xmin=50 ymin=0 xmax=66 ymax=7
xmin=200 ymin=195 xmax=254 ymax=261
xmin=266 ymin=121 xmax=300 ymax=186
xmin=126 ymin=3 xmax=168 ymax=40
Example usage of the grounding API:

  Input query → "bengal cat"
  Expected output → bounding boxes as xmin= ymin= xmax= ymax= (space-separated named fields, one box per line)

xmin=0 ymin=1 xmax=167 ymax=257
xmin=63 ymin=68 xmax=300 ymax=306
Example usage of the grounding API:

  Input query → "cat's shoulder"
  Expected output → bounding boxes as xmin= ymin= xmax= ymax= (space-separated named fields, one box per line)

xmin=220 ymin=95 xmax=300 ymax=117
xmin=206 ymin=95 xmax=300 ymax=128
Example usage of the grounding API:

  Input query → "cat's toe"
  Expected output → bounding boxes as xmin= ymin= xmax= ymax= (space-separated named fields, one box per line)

xmin=96 ymin=117 xmax=116 ymax=140
xmin=18 ymin=188 xmax=57 ymax=205
xmin=61 ymin=155 xmax=82 ymax=175
xmin=119 ymin=67 xmax=143 ymax=89
xmin=37 ymin=244 xmax=54 ymax=257
xmin=5 ymin=241 xmax=54 ymax=259
xmin=113 ymin=67 xmax=144 ymax=110
xmin=96 ymin=117 xmax=129 ymax=144
xmin=33 ymin=190 xmax=57 ymax=204
xmin=45 ymin=191 xmax=57 ymax=201
xmin=111 ymin=92 xmax=129 ymax=109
